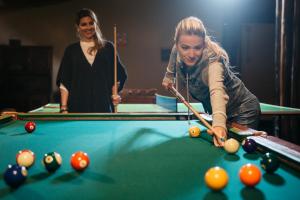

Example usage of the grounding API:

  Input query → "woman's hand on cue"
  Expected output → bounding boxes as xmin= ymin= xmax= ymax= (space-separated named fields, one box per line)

xmin=207 ymin=126 xmax=227 ymax=147
xmin=111 ymin=94 xmax=121 ymax=106
xmin=112 ymin=84 xmax=122 ymax=106
xmin=162 ymin=81 xmax=174 ymax=90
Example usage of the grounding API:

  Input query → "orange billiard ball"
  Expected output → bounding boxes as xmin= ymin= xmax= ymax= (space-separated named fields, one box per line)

xmin=239 ymin=163 xmax=261 ymax=187
xmin=189 ymin=126 xmax=201 ymax=137
xmin=25 ymin=121 xmax=36 ymax=133
xmin=70 ymin=151 xmax=90 ymax=171
xmin=204 ymin=166 xmax=229 ymax=191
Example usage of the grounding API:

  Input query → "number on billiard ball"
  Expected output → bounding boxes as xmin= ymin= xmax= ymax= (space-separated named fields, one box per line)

xmin=4 ymin=164 xmax=28 ymax=188
xmin=70 ymin=151 xmax=90 ymax=171
xmin=239 ymin=163 xmax=261 ymax=187
xmin=204 ymin=166 xmax=229 ymax=191
xmin=242 ymin=138 xmax=257 ymax=153
xmin=25 ymin=121 xmax=36 ymax=133
xmin=260 ymin=152 xmax=280 ymax=173
xmin=16 ymin=149 xmax=35 ymax=168
xmin=43 ymin=152 xmax=62 ymax=172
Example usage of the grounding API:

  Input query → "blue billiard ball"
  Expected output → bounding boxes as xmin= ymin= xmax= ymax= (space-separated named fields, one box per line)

xmin=3 ymin=164 xmax=28 ymax=188
xmin=242 ymin=138 xmax=257 ymax=153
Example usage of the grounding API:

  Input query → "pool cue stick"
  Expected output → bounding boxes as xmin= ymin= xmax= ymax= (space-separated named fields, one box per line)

xmin=113 ymin=25 xmax=118 ymax=113
xmin=186 ymin=74 xmax=191 ymax=125
xmin=168 ymin=86 xmax=224 ymax=141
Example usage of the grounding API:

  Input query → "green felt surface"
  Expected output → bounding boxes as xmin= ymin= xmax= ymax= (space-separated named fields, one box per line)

xmin=0 ymin=119 xmax=300 ymax=199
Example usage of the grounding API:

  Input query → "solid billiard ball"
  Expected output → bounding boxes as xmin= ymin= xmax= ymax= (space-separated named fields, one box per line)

xmin=239 ymin=163 xmax=261 ymax=187
xmin=189 ymin=126 xmax=201 ymax=137
xmin=260 ymin=152 xmax=280 ymax=173
xmin=16 ymin=149 xmax=35 ymax=168
xmin=242 ymin=138 xmax=257 ymax=153
xmin=204 ymin=166 xmax=229 ymax=191
xmin=224 ymin=138 xmax=240 ymax=154
xmin=43 ymin=152 xmax=62 ymax=172
xmin=3 ymin=164 xmax=28 ymax=188
xmin=70 ymin=151 xmax=90 ymax=171
xmin=25 ymin=121 xmax=36 ymax=133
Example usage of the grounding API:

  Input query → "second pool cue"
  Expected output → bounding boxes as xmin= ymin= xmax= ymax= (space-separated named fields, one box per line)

xmin=113 ymin=25 xmax=118 ymax=113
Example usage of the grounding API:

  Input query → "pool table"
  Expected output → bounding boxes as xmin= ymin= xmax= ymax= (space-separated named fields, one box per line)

xmin=0 ymin=113 xmax=300 ymax=200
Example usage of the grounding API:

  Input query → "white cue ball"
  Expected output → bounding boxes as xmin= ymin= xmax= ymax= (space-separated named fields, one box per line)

xmin=16 ymin=149 xmax=35 ymax=168
xmin=224 ymin=138 xmax=240 ymax=154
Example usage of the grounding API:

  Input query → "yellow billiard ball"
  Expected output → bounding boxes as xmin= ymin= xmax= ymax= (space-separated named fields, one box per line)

xmin=204 ymin=166 xmax=229 ymax=191
xmin=189 ymin=126 xmax=201 ymax=137
xmin=224 ymin=138 xmax=240 ymax=154
xmin=16 ymin=149 xmax=35 ymax=168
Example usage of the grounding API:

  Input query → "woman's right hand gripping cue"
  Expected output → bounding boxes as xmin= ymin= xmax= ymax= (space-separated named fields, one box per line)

xmin=207 ymin=126 xmax=227 ymax=147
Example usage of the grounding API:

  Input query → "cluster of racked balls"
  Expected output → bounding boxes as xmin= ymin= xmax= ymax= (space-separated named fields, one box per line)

xmin=4 ymin=149 xmax=90 ymax=188
xmin=188 ymin=125 xmax=280 ymax=191
xmin=3 ymin=121 xmax=91 ymax=188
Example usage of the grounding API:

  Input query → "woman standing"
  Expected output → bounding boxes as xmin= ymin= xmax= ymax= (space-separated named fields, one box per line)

xmin=57 ymin=8 xmax=127 ymax=113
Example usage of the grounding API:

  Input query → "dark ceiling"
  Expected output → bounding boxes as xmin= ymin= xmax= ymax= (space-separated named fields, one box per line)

xmin=0 ymin=0 xmax=70 ymax=11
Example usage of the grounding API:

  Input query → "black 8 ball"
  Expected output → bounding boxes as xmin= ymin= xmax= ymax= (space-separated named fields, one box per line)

xmin=260 ymin=152 xmax=280 ymax=173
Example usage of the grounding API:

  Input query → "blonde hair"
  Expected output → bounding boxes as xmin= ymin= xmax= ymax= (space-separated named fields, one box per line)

xmin=174 ymin=16 xmax=229 ymax=63
xmin=76 ymin=8 xmax=106 ymax=55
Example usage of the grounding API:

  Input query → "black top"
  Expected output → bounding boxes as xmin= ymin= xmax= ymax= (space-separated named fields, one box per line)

xmin=56 ymin=41 xmax=127 ymax=113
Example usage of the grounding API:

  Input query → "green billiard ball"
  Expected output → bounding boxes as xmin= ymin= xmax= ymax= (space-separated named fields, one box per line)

xmin=43 ymin=152 xmax=62 ymax=172
xmin=260 ymin=152 xmax=280 ymax=173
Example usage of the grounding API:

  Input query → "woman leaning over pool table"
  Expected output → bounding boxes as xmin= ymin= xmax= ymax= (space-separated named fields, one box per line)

xmin=162 ymin=16 xmax=260 ymax=147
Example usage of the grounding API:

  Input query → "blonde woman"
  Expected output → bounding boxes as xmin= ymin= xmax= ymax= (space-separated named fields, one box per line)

xmin=162 ymin=17 xmax=260 ymax=146
xmin=57 ymin=8 xmax=127 ymax=113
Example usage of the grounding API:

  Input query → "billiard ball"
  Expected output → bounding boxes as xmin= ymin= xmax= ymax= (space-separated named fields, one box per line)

xmin=204 ymin=166 xmax=229 ymax=191
xmin=16 ymin=149 xmax=35 ymax=168
xmin=242 ymin=138 xmax=257 ymax=153
xmin=25 ymin=121 xmax=36 ymax=133
xmin=70 ymin=151 xmax=90 ymax=171
xmin=224 ymin=138 xmax=240 ymax=154
xmin=43 ymin=152 xmax=62 ymax=172
xmin=189 ymin=126 xmax=201 ymax=137
xmin=239 ymin=163 xmax=261 ymax=187
xmin=3 ymin=164 xmax=28 ymax=188
xmin=260 ymin=152 xmax=280 ymax=173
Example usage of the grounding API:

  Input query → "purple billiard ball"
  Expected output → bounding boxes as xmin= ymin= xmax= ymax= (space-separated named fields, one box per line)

xmin=242 ymin=138 xmax=257 ymax=153
xmin=3 ymin=164 xmax=28 ymax=188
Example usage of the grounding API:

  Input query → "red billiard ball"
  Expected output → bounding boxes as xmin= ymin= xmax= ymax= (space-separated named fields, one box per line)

xmin=239 ymin=163 xmax=261 ymax=187
xmin=25 ymin=121 xmax=36 ymax=133
xmin=70 ymin=151 xmax=90 ymax=171
xmin=16 ymin=149 xmax=35 ymax=168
